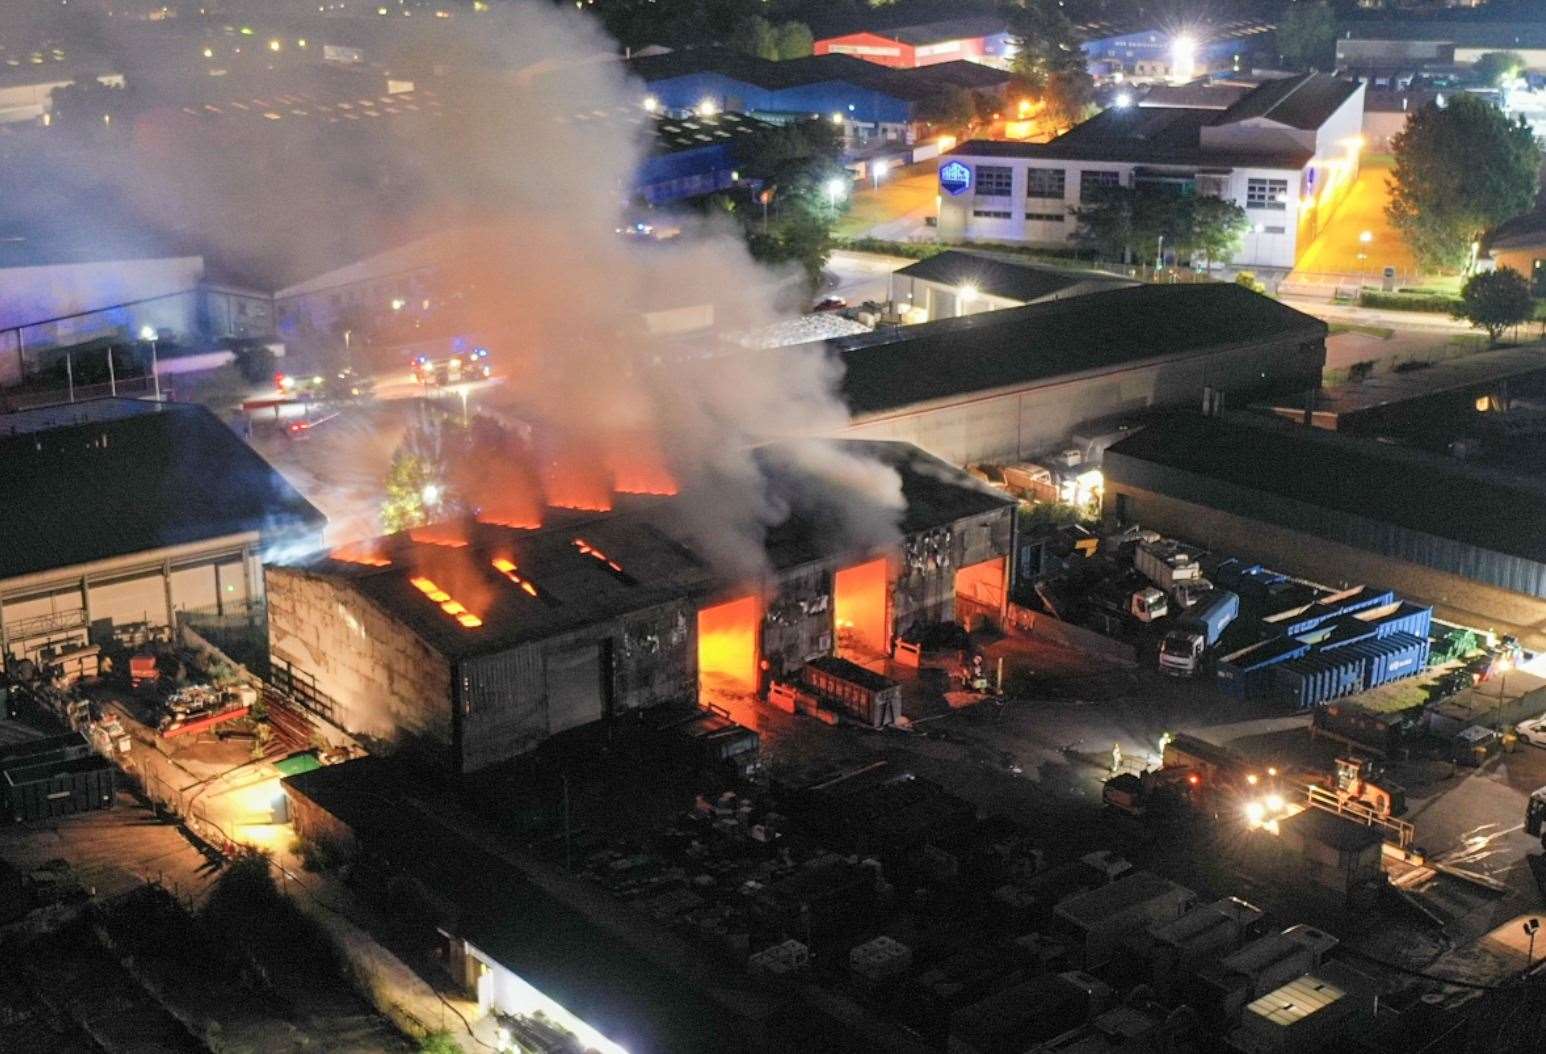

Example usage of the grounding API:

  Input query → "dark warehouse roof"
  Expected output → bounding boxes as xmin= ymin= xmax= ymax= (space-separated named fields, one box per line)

xmin=626 ymin=47 xmax=1010 ymax=102
xmin=893 ymin=250 xmax=1137 ymax=304
xmin=1212 ymin=72 xmax=1361 ymax=130
xmin=1104 ymin=413 xmax=1546 ymax=565
xmin=282 ymin=757 xmax=738 ymax=1053
xmin=283 ymin=439 xmax=1012 ymax=659
xmin=947 ymin=73 xmax=1358 ymax=170
xmin=0 ymin=399 xmax=324 ymax=580
xmin=828 ymin=283 xmax=1325 ymax=417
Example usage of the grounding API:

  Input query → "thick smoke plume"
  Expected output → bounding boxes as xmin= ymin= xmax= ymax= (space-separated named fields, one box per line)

xmin=423 ymin=7 xmax=906 ymax=580
xmin=6 ymin=2 xmax=904 ymax=580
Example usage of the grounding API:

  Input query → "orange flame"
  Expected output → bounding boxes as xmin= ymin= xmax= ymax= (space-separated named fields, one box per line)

xmin=606 ymin=433 xmax=678 ymax=496
xmin=409 ymin=520 xmax=471 ymax=548
xmin=410 ymin=575 xmax=483 ymax=628
xmin=540 ymin=437 xmax=613 ymax=512
xmin=491 ymin=557 xmax=542 ymax=599
xmin=330 ymin=540 xmax=391 ymax=567
xmin=573 ymin=538 xmax=625 ymax=574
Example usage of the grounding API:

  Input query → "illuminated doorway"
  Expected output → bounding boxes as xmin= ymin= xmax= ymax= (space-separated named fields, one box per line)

xmin=834 ymin=558 xmax=889 ymax=658
xmin=697 ymin=596 xmax=761 ymax=692
xmin=955 ymin=556 xmax=1006 ymax=630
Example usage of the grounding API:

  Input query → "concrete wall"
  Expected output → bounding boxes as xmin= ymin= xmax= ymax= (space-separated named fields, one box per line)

xmin=266 ymin=567 xmax=454 ymax=766
xmin=841 ymin=335 xmax=1324 ymax=467
xmin=459 ymin=600 xmax=696 ymax=773
xmin=0 ymin=536 xmax=259 ymax=667
xmin=1106 ymin=482 xmax=1546 ymax=648
xmin=0 ymin=257 xmax=205 ymax=380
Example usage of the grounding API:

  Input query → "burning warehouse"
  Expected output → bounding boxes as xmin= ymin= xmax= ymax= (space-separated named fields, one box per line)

xmin=266 ymin=440 xmax=1014 ymax=774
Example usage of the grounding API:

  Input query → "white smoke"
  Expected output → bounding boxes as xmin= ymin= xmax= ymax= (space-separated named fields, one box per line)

xmin=9 ymin=2 xmax=906 ymax=579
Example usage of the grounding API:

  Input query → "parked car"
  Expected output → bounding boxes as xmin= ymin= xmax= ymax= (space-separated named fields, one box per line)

xmin=810 ymin=296 xmax=847 ymax=313
xmin=1516 ymin=716 xmax=1546 ymax=748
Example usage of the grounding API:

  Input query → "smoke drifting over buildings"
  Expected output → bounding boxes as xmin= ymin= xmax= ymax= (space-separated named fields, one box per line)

xmin=3 ymin=2 xmax=904 ymax=579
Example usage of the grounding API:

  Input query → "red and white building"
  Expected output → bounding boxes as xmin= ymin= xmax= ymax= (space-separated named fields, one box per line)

xmin=814 ymin=16 xmax=1013 ymax=70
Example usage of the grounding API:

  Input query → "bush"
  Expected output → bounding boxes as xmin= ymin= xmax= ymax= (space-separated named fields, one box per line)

xmin=1234 ymin=271 xmax=1267 ymax=295
xmin=1358 ymin=289 xmax=1463 ymax=314
xmin=418 ymin=1031 xmax=463 ymax=1054
xmin=234 ymin=344 xmax=277 ymax=383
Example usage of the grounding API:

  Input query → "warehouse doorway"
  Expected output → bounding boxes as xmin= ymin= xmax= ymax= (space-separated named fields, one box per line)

xmin=697 ymin=596 xmax=761 ymax=694
xmin=546 ymin=642 xmax=608 ymax=734
xmin=834 ymin=558 xmax=889 ymax=659
xmin=955 ymin=556 xmax=1007 ymax=630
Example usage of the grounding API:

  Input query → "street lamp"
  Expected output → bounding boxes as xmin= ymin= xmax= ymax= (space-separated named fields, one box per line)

xmin=1525 ymin=918 xmax=1540 ymax=969
xmin=139 ymin=325 xmax=161 ymax=401
xmin=421 ymin=483 xmax=442 ymax=508
xmin=1170 ymin=33 xmax=1197 ymax=84
xmin=957 ymin=283 xmax=978 ymax=317
xmin=872 ymin=159 xmax=889 ymax=191
xmin=825 ymin=177 xmax=848 ymax=210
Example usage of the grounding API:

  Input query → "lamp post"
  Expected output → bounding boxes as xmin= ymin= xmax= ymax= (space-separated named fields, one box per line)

xmin=1525 ymin=918 xmax=1539 ymax=969
xmin=825 ymin=176 xmax=847 ymax=211
xmin=139 ymin=325 xmax=161 ymax=401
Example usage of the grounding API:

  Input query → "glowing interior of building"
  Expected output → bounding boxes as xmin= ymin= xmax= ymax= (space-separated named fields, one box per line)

xmin=833 ymin=557 xmax=889 ymax=658
xmin=697 ymin=595 xmax=761 ymax=692
xmin=954 ymin=556 xmax=1007 ymax=623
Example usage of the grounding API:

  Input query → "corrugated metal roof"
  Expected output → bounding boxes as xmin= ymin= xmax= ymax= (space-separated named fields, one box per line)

xmin=894 ymin=251 xmax=1136 ymax=304
xmin=1106 ymin=412 xmax=1546 ymax=586
xmin=0 ymin=399 xmax=323 ymax=582
xmin=282 ymin=440 xmax=1012 ymax=659
xmin=1244 ymin=972 xmax=1346 ymax=1027
xmin=828 ymin=284 xmax=1324 ymax=417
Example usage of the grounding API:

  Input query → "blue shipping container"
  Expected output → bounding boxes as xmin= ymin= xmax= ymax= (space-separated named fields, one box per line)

xmin=1217 ymin=637 xmax=1311 ymax=698
xmin=1274 ymin=651 xmax=1367 ymax=710
xmin=1358 ymin=602 xmax=1433 ymax=642
xmin=1269 ymin=587 xmax=1395 ymax=638
xmin=1359 ymin=632 xmax=1430 ymax=688
xmin=1313 ymin=617 xmax=1382 ymax=652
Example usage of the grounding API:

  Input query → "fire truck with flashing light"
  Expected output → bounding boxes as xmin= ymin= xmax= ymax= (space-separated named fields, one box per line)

xmin=411 ymin=347 xmax=491 ymax=386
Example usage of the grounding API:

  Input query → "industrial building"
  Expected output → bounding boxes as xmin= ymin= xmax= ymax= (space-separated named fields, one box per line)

xmin=1103 ymin=412 xmax=1546 ymax=648
xmin=812 ymin=16 xmax=1013 ymax=70
xmin=1335 ymin=21 xmax=1546 ymax=74
xmin=1079 ymin=19 xmax=1278 ymax=81
xmin=887 ymin=250 xmax=1137 ymax=322
xmin=818 ymin=282 xmax=1325 ymax=467
xmin=936 ymin=72 xmax=1366 ymax=269
xmin=0 ymin=399 xmax=324 ymax=672
xmin=282 ymin=756 xmax=740 ymax=1054
xmin=266 ymin=440 xmax=1014 ymax=774
xmin=627 ymin=48 xmax=1011 ymax=148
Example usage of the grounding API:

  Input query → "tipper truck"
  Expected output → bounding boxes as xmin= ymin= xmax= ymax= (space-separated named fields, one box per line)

xmin=1159 ymin=590 xmax=1240 ymax=677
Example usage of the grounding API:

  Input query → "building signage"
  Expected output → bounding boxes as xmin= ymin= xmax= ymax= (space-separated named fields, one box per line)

xmin=939 ymin=160 xmax=972 ymax=196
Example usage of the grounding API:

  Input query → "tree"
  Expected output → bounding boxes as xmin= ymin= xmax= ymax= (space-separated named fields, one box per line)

xmin=728 ymin=15 xmax=779 ymax=60
xmin=1387 ymin=94 xmax=1541 ymax=272
xmin=1072 ymin=185 xmax=1199 ymax=266
xmin=916 ymin=85 xmax=977 ymax=133
xmin=47 ymin=77 xmax=128 ymax=130
xmin=774 ymin=21 xmax=813 ymax=60
xmin=380 ymin=403 xmax=453 ymax=532
xmin=1188 ymin=195 xmax=1250 ymax=270
xmin=729 ymin=119 xmax=846 ymax=291
xmin=1071 ymin=185 xmax=1138 ymax=262
xmin=1008 ymin=0 xmax=1095 ymax=130
xmin=1474 ymin=51 xmax=1526 ymax=88
xmin=1276 ymin=2 xmax=1336 ymax=70
xmin=1455 ymin=267 xmax=1535 ymax=344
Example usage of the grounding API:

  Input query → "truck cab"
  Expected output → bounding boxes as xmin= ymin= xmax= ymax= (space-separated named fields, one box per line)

xmin=1130 ymin=587 xmax=1169 ymax=623
xmin=1158 ymin=629 xmax=1205 ymax=676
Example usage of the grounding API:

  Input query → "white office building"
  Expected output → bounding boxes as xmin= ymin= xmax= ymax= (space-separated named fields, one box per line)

xmin=936 ymin=73 xmax=1366 ymax=270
